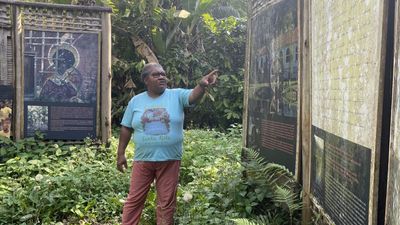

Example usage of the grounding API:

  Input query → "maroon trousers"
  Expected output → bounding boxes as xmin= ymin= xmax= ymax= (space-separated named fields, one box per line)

xmin=122 ymin=160 xmax=180 ymax=225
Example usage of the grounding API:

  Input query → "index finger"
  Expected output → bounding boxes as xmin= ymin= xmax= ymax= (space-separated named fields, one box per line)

xmin=208 ymin=69 xmax=219 ymax=77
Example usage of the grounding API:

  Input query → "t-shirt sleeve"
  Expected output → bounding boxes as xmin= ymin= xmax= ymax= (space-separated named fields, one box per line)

xmin=176 ymin=88 xmax=193 ymax=108
xmin=120 ymin=99 xmax=134 ymax=128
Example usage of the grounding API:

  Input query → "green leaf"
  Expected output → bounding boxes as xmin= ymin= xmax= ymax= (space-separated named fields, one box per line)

xmin=139 ymin=0 xmax=146 ymax=14
xmin=20 ymin=214 xmax=33 ymax=221
xmin=72 ymin=208 xmax=84 ymax=218
xmin=245 ymin=205 xmax=252 ymax=214
xmin=56 ymin=149 xmax=62 ymax=156
xmin=28 ymin=159 xmax=40 ymax=165
xmin=152 ymin=0 xmax=160 ymax=8
xmin=202 ymin=13 xmax=217 ymax=33
xmin=152 ymin=27 xmax=166 ymax=54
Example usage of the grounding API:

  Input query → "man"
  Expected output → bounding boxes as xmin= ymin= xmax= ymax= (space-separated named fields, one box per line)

xmin=117 ymin=63 xmax=218 ymax=225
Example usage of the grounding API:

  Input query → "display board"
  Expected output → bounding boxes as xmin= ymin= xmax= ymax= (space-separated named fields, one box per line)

xmin=23 ymin=31 xmax=99 ymax=139
xmin=0 ymin=0 xmax=112 ymax=142
xmin=385 ymin=1 xmax=400 ymax=223
xmin=310 ymin=1 xmax=387 ymax=224
xmin=245 ymin=0 xmax=299 ymax=174
xmin=0 ymin=3 xmax=13 ymax=139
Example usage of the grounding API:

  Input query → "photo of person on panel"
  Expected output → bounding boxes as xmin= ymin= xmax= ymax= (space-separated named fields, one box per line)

xmin=24 ymin=32 xmax=98 ymax=104
xmin=39 ymin=42 xmax=83 ymax=102
xmin=0 ymin=100 xmax=12 ymax=138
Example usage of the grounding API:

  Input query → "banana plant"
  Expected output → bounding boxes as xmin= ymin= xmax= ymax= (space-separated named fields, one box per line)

xmin=112 ymin=0 xmax=243 ymax=60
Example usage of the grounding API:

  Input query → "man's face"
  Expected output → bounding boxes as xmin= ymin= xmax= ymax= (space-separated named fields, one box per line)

xmin=144 ymin=66 xmax=168 ymax=95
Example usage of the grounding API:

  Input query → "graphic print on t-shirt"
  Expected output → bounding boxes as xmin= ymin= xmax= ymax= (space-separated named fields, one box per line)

xmin=141 ymin=108 xmax=170 ymax=135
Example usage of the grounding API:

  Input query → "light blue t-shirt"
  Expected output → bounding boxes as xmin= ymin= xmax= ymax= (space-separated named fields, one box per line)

xmin=121 ymin=88 xmax=192 ymax=161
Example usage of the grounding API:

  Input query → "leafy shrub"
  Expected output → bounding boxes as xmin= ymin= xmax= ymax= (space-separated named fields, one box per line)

xmin=0 ymin=136 xmax=132 ymax=225
xmin=0 ymin=126 xmax=301 ymax=225
xmin=176 ymin=126 xmax=302 ymax=225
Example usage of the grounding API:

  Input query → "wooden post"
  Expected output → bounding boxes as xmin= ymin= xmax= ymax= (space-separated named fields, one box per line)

xmin=300 ymin=0 xmax=312 ymax=224
xmin=385 ymin=1 xmax=400 ymax=224
xmin=101 ymin=12 xmax=111 ymax=143
xmin=294 ymin=0 xmax=301 ymax=182
xmin=242 ymin=0 xmax=252 ymax=149
xmin=12 ymin=5 xmax=23 ymax=140
xmin=369 ymin=0 xmax=391 ymax=224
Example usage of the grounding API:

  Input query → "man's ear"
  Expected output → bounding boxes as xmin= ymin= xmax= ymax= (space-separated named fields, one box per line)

xmin=143 ymin=76 xmax=149 ymax=85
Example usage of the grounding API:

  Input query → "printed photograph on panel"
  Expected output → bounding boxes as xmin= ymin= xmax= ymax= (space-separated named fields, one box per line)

xmin=248 ymin=0 xmax=298 ymax=119
xmin=314 ymin=135 xmax=325 ymax=188
xmin=311 ymin=127 xmax=371 ymax=225
xmin=0 ymin=99 xmax=12 ymax=138
xmin=24 ymin=31 xmax=98 ymax=104
xmin=27 ymin=105 xmax=48 ymax=134
xmin=246 ymin=0 xmax=298 ymax=173
xmin=0 ymin=29 xmax=14 ymax=139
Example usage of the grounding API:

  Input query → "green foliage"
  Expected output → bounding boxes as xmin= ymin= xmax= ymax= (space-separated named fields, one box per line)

xmin=111 ymin=0 xmax=247 ymax=129
xmin=164 ymin=16 xmax=246 ymax=129
xmin=0 ymin=136 xmax=132 ymax=224
xmin=175 ymin=128 xmax=302 ymax=225
xmin=231 ymin=214 xmax=287 ymax=225
xmin=231 ymin=218 xmax=259 ymax=225
xmin=23 ymin=0 xmax=248 ymax=129
xmin=232 ymin=149 xmax=302 ymax=225
xmin=0 ymin=126 xmax=300 ymax=224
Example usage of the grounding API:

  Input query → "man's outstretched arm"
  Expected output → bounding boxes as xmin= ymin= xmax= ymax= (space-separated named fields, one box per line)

xmin=189 ymin=69 xmax=219 ymax=105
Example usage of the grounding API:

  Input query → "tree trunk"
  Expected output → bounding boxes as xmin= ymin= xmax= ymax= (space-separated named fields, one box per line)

xmin=130 ymin=36 xmax=159 ymax=63
xmin=113 ymin=26 xmax=159 ymax=63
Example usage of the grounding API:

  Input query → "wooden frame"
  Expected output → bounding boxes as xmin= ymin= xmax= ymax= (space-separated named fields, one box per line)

xmin=385 ymin=0 xmax=400 ymax=224
xmin=242 ymin=0 xmax=251 ymax=149
xmin=299 ymin=0 xmax=312 ymax=223
xmin=101 ymin=12 xmax=111 ymax=143
xmin=13 ymin=5 xmax=23 ymax=140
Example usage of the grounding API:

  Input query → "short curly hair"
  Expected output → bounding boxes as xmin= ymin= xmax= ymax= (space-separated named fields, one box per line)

xmin=141 ymin=63 xmax=163 ymax=82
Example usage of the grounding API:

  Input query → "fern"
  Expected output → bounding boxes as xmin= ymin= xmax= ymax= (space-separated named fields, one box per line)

xmin=231 ymin=214 xmax=286 ymax=225
xmin=272 ymin=186 xmax=302 ymax=225
xmin=231 ymin=218 xmax=261 ymax=225
xmin=243 ymin=148 xmax=294 ymax=188
xmin=235 ymin=148 xmax=302 ymax=225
